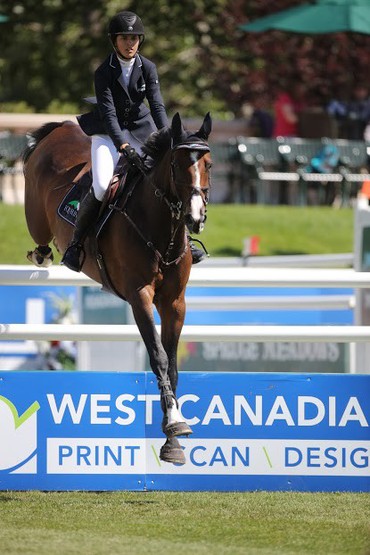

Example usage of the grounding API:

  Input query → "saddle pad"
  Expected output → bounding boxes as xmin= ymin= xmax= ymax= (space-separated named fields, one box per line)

xmin=57 ymin=183 xmax=85 ymax=227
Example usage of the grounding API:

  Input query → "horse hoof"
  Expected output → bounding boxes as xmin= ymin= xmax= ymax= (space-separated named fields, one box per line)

xmin=27 ymin=249 xmax=53 ymax=268
xmin=164 ymin=421 xmax=193 ymax=438
xmin=159 ymin=439 xmax=186 ymax=465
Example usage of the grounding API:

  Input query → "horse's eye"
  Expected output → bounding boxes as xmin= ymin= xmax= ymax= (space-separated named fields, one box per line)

xmin=205 ymin=162 xmax=212 ymax=171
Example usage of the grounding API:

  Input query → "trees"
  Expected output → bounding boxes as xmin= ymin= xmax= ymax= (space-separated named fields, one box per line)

xmin=1 ymin=0 xmax=370 ymax=118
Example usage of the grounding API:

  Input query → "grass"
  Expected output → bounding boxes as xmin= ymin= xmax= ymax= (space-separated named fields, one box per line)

xmin=0 ymin=203 xmax=353 ymax=264
xmin=201 ymin=205 xmax=353 ymax=257
xmin=0 ymin=491 xmax=369 ymax=555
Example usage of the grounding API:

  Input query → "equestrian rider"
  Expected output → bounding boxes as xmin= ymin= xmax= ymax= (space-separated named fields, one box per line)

xmin=62 ymin=10 xmax=207 ymax=272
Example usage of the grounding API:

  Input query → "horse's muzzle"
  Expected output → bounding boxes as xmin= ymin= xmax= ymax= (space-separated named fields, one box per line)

xmin=185 ymin=213 xmax=206 ymax=234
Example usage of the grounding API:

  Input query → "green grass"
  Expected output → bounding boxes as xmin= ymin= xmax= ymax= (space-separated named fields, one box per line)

xmin=0 ymin=491 xmax=369 ymax=555
xmin=201 ymin=205 xmax=353 ymax=257
xmin=0 ymin=204 xmax=353 ymax=264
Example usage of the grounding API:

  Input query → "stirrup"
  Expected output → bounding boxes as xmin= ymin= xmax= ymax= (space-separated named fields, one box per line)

xmin=188 ymin=236 xmax=209 ymax=264
xmin=61 ymin=242 xmax=86 ymax=272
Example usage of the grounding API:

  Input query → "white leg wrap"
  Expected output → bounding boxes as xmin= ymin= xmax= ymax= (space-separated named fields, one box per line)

xmin=166 ymin=403 xmax=184 ymax=425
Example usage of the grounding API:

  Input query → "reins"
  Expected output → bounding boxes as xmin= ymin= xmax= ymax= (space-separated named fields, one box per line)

xmin=112 ymin=140 xmax=210 ymax=269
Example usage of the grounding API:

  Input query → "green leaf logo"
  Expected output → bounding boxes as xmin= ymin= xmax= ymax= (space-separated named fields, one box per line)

xmin=0 ymin=395 xmax=40 ymax=429
xmin=68 ymin=200 xmax=79 ymax=209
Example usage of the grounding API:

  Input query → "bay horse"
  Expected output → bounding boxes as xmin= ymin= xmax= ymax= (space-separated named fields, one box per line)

xmin=23 ymin=112 xmax=212 ymax=465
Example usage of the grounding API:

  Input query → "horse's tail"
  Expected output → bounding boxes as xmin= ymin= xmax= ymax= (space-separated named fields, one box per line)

xmin=22 ymin=121 xmax=66 ymax=164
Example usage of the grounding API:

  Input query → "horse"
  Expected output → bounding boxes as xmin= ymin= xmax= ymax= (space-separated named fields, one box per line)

xmin=23 ymin=112 xmax=212 ymax=465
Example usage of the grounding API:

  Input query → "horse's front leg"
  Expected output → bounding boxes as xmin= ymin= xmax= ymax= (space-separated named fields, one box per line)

xmin=155 ymin=292 xmax=191 ymax=464
xmin=129 ymin=289 xmax=192 ymax=441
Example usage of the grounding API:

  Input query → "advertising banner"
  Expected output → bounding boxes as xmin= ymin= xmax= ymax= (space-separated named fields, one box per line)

xmin=0 ymin=372 xmax=368 ymax=492
xmin=175 ymin=341 xmax=347 ymax=373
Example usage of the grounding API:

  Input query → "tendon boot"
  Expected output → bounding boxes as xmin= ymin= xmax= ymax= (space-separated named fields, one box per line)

xmin=188 ymin=236 xmax=209 ymax=264
xmin=61 ymin=188 xmax=102 ymax=272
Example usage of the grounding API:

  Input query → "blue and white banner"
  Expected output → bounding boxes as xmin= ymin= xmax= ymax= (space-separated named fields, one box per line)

xmin=0 ymin=372 xmax=368 ymax=492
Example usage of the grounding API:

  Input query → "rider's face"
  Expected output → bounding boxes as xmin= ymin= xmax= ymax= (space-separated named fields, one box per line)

xmin=115 ymin=34 xmax=140 ymax=59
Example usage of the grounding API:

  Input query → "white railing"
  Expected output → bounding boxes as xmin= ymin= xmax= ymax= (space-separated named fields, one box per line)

xmin=0 ymin=323 xmax=369 ymax=343
xmin=0 ymin=265 xmax=363 ymax=346
xmin=0 ymin=264 xmax=368 ymax=288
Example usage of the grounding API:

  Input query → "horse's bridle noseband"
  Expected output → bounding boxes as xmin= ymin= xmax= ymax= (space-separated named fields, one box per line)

xmin=169 ymin=141 xmax=211 ymax=214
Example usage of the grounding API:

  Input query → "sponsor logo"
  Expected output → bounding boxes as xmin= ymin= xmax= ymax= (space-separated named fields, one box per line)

xmin=46 ymin=393 xmax=368 ymax=428
xmin=62 ymin=199 xmax=79 ymax=222
xmin=0 ymin=395 xmax=40 ymax=473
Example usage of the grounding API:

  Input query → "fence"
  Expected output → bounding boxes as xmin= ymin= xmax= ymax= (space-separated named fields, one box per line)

xmin=1 ymin=323 xmax=370 ymax=343
xmin=0 ymin=264 xmax=368 ymax=287
xmin=0 ymin=265 xmax=367 ymax=347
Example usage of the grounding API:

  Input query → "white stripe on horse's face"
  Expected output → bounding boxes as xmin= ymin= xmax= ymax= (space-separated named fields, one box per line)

xmin=190 ymin=152 xmax=204 ymax=223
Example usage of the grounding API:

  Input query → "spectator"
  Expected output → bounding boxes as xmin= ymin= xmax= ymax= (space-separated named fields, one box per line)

xmin=346 ymin=84 xmax=370 ymax=140
xmin=327 ymin=84 xmax=370 ymax=140
xmin=272 ymin=83 xmax=306 ymax=138
xmin=248 ymin=92 xmax=274 ymax=138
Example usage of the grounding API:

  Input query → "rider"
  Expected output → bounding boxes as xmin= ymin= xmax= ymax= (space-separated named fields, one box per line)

xmin=62 ymin=10 xmax=207 ymax=272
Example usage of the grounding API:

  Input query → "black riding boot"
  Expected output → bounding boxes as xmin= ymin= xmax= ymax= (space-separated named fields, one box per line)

xmin=188 ymin=236 xmax=208 ymax=264
xmin=61 ymin=188 xmax=102 ymax=272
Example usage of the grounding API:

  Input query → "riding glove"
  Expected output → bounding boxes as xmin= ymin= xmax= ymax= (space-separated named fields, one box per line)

xmin=120 ymin=144 xmax=147 ymax=174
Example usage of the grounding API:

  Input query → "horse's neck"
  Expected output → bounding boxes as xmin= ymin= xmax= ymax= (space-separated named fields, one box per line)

xmin=137 ymin=153 xmax=185 ymax=250
xmin=150 ymin=151 xmax=173 ymax=197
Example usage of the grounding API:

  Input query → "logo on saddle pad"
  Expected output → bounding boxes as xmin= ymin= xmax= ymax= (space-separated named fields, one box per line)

xmin=58 ymin=186 xmax=83 ymax=227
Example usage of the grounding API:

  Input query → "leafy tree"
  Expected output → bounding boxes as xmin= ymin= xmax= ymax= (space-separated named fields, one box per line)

xmin=2 ymin=0 xmax=370 ymax=119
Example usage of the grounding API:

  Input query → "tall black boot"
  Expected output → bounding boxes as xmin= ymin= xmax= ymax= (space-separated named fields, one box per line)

xmin=61 ymin=188 xmax=102 ymax=272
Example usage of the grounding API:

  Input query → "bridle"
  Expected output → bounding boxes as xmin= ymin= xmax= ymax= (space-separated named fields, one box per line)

xmin=113 ymin=140 xmax=211 ymax=269
xmin=169 ymin=141 xmax=211 ymax=217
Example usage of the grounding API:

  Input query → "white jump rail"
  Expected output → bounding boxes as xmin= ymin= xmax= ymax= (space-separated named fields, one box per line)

xmin=0 ymin=265 xmax=369 ymax=288
xmin=0 ymin=323 xmax=370 ymax=342
xmin=187 ymin=295 xmax=354 ymax=310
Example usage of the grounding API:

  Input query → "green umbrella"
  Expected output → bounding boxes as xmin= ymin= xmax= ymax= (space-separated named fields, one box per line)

xmin=240 ymin=0 xmax=370 ymax=35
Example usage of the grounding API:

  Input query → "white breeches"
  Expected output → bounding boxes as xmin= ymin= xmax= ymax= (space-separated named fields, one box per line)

xmin=91 ymin=135 xmax=121 ymax=201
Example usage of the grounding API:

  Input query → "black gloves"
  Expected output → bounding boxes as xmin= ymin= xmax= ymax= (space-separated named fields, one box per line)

xmin=120 ymin=144 xmax=146 ymax=174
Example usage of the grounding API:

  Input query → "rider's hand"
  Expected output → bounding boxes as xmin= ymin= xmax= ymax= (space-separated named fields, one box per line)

xmin=120 ymin=144 xmax=146 ymax=173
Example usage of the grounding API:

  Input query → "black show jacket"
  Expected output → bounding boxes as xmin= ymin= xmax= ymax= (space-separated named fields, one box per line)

xmin=77 ymin=53 xmax=169 ymax=151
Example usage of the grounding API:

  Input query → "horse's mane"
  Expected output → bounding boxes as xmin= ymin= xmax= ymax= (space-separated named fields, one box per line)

xmin=141 ymin=127 xmax=172 ymax=164
xmin=23 ymin=121 xmax=66 ymax=164
xmin=142 ymin=125 xmax=207 ymax=167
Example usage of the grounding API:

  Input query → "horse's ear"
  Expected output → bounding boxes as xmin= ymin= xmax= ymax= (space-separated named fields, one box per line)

xmin=197 ymin=112 xmax=212 ymax=140
xmin=171 ymin=112 xmax=186 ymax=143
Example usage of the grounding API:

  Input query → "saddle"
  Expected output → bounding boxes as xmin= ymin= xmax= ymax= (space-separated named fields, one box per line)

xmin=58 ymin=158 xmax=143 ymax=299
xmin=58 ymin=156 xmax=130 ymax=228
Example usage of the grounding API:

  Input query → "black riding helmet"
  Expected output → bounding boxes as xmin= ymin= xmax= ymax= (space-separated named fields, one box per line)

xmin=108 ymin=11 xmax=145 ymax=46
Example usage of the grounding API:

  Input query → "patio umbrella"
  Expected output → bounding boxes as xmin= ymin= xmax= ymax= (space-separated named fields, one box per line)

xmin=240 ymin=0 xmax=370 ymax=35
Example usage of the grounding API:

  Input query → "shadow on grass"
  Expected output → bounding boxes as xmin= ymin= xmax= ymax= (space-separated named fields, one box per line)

xmin=272 ymin=250 xmax=307 ymax=256
xmin=212 ymin=247 xmax=241 ymax=256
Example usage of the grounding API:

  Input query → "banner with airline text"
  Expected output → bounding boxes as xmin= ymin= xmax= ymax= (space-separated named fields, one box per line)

xmin=0 ymin=372 xmax=368 ymax=492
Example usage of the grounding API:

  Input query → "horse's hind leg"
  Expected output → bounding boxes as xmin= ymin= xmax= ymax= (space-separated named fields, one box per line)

xmin=24 ymin=179 xmax=54 ymax=267
xmin=26 ymin=245 xmax=54 ymax=268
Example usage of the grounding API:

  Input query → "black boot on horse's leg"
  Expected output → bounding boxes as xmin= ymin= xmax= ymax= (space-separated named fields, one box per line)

xmin=61 ymin=188 xmax=102 ymax=272
xmin=27 ymin=245 xmax=54 ymax=268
